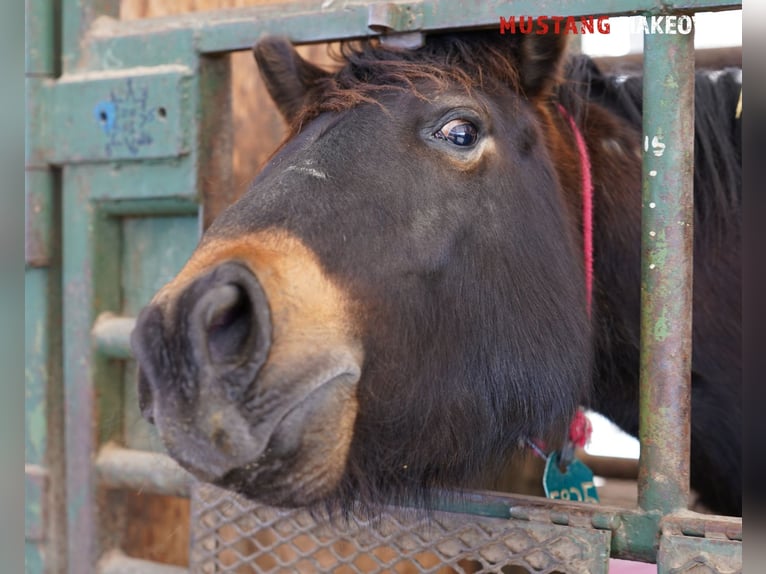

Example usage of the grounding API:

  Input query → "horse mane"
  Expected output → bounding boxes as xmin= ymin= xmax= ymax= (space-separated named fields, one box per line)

xmin=559 ymin=54 xmax=742 ymax=239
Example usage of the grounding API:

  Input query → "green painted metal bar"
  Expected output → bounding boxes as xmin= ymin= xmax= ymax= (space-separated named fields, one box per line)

xmin=62 ymin=171 xmax=124 ymax=573
xmin=662 ymin=513 xmax=742 ymax=541
xmin=25 ymin=171 xmax=56 ymax=267
xmin=95 ymin=444 xmax=193 ymax=498
xmin=25 ymin=269 xmax=52 ymax=467
xmin=26 ymin=0 xmax=59 ymax=76
xmin=25 ymin=1 xmax=65 ymax=572
xmin=85 ymin=0 xmax=741 ymax=55
xmin=434 ymin=488 xmax=735 ymax=563
xmin=92 ymin=314 xmax=135 ymax=359
xmin=97 ymin=198 xmax=200 ymax=216
xmin=637 ymin=23 xmax=696 ymax=514
xmin=61 ymin=0 xmax=119 ymax=73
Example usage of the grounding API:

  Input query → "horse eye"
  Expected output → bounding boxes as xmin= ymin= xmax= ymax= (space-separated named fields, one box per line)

xmin=434 ymin=119 xmax=478 ymax=147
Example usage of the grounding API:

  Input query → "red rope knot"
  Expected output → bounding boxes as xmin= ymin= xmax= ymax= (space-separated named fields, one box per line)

xmin=568 ymin=408 xmax=593 ymax=449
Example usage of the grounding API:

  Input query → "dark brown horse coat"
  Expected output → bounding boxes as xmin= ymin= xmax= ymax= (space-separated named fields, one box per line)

xmin=131 ymin=30 xmax=742 ymax=515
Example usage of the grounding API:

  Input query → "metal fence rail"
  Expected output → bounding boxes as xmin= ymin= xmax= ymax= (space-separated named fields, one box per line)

xmin=25 ymin=0 xmax=743 ymax=572
xmin=190 ymin=483 xmax=613 ymax=574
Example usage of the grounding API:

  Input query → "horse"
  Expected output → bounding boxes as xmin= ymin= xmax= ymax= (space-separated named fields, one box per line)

xmin=130 ymin=29 xmax=742 ymax=516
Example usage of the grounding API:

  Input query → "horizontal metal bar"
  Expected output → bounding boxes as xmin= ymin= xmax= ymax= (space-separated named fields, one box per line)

xmin=92 ymin=314 xmax=135 ymax=359
xmin=431 ymin=489 xmax=654 ymax=560
xmin=98 ymin=550 xmax=188 ymax=574
xmin=432 ymin=489 xmax=740 ymax=562
xmin=96 ymin=197 xmax=200 ymax=216
xmin=662 ymin=513 xmax=742 ymax=541
xmin=95 ymin=444 xmax=193 ymax=498
xmin=89 ymin=0 xmax=742 ymax=54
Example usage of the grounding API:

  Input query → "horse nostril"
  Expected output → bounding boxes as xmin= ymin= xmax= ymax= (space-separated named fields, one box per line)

xmin=201 ymin=283 xmax=254 ymax=364
xmin=187 ymin=262 xmax=272 ymax=390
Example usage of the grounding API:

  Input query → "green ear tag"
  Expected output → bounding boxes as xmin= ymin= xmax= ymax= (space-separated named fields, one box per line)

xmin=543 ymin=451 xmax=600 ymax=503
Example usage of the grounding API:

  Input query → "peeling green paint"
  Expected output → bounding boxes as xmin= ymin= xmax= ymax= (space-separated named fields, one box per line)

xmin=638 ymin=20 xmax=695 ymax=518
xmin=654 ymin=313 xmax=669 ymax=342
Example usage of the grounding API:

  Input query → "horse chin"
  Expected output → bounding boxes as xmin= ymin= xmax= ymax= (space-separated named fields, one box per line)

xmin=213 ymin=370 xmax=360 ymax=508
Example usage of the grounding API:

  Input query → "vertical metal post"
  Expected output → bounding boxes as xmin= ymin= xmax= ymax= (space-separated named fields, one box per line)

xmin=637 ymin=17 xmax=695 ymax=514
xmin=61 ymin=0 xmax=119 ymax=73
xmin=60 ymin=2 xmax=122 ymax=572
xmin=26 ymin=1 xmax=65 ymax=572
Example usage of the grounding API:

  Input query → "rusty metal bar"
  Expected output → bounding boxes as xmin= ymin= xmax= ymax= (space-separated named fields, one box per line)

xmin=95 ymin=444 xmax=193 ymax=498
xmin=637 ymin=22 xmax=696 ymax=514
xmin=85 ymin=0 xmax=741 ymax=55
xmin=662 ymin=512 xmax=742 ymax=541
xmin=658 ymin=533 xmax=742 ymax=573
xmin=98 ymin=550 xmax=188 ymax=574
xmin=437 ymin=489 xmax=651 ymax=561
xmin=25 ymin=1 xmax=65 ymax=572
xmin=92 ymin=314 xmax=135 ymax=360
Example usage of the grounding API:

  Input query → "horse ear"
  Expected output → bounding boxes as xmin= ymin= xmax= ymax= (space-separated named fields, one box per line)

xmin=253 ymin=37 xmax=330 ymax=123
xmin=516 ymin=27 xmax=570 ymax=98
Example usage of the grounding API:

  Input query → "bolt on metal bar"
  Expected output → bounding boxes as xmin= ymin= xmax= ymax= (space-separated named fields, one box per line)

xmin=95 ymin=444 xmax=193 ymax=498
xmin=637 ymin=21 xmax=696 ymax=514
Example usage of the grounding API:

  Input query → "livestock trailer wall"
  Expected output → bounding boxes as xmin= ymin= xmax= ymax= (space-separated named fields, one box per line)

xmin=25 ymin=1 xmax=742 ymax=572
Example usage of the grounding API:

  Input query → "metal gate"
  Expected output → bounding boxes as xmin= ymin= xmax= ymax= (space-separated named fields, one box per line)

xmin=25 ymin=1 xmax=743 ymax=572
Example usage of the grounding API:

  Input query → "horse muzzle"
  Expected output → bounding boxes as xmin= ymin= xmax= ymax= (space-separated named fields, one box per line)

xmin=129 ymin=237 xmax=363 ymax=500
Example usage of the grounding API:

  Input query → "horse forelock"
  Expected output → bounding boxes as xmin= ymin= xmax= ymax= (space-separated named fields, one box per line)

xmin=290 ymin=34 xmax=525 ymax=134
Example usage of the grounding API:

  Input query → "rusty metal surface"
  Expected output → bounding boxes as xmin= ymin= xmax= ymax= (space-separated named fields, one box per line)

xmin=190 ymin=483 xmax=612 ymax=574
xmin=662 ymin=512 xmax=742 ymax=542
xmin=87 ymin=0 xmax=741 ymax=55
xmin=658 ymin=534 xmax=742 ymax=573
xmin=638 ymin=23 xmax=696 ymax=514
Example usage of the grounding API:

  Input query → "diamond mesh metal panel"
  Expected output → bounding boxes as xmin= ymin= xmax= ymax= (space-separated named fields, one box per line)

xmin=658 ymin=534 xmax=742 ymax=574
xmin=190 ymin=483 xmax=611 ymax=574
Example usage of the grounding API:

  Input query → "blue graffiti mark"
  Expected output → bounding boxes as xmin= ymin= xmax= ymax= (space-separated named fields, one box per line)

xmin=93 ymin=101 xmax=116 ymax=133
xmin=98 ymin=79 xmax=156 ymax=157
